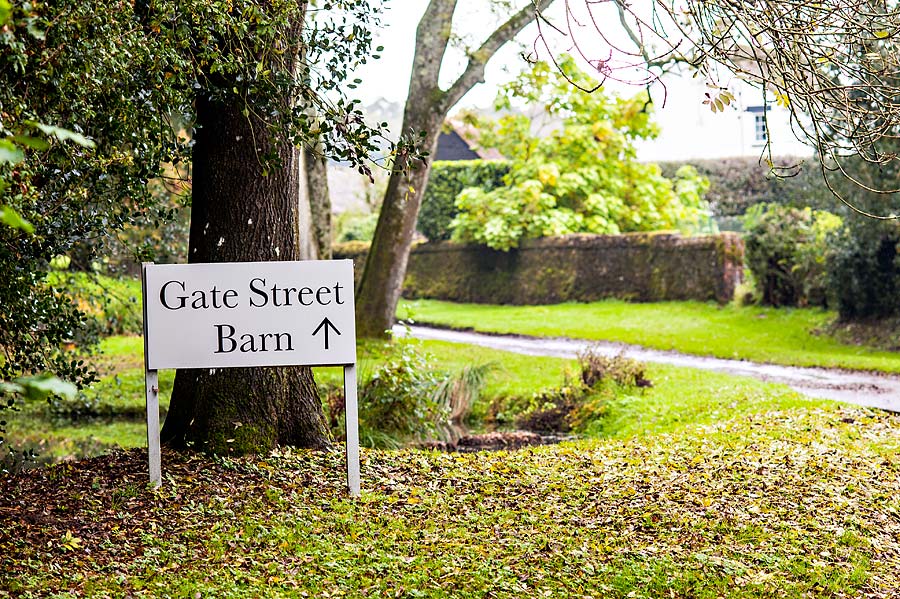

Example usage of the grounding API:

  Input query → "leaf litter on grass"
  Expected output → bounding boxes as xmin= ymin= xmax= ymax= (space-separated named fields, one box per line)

xmin=1 ymin=405 xmax=899 ymax=598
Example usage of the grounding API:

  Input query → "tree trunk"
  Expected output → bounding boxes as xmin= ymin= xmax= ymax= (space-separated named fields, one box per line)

xmin=161 ymin=94 xmax=331 ymax=454
xmin=356 ymin=110 xmax=443 ymax=337
xmin=355 ymin=0 xmax=552 ymax=338
xmin=304 ymin=145 xmax=333 ymax=260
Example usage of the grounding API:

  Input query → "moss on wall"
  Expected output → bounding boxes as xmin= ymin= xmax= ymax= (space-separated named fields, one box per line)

xmin=334 ymin=232 xmax=744 ymax=305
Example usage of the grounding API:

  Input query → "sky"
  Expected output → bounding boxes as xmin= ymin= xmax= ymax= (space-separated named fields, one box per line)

xmin=349 ymin=0 xmax=569 ymax=109
xmin=348 ymin=0 xmax=686 ymax=114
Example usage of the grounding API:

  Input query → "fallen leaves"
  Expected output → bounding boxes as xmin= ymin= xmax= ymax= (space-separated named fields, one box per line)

xmin=0 ymin=406 xmax=898 ymax=598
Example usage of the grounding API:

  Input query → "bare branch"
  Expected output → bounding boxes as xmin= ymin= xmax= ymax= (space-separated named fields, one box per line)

xmin=442 ymin=0 xmax=555 ymax=113
xmin=538 ymin=0 xmax=900 ymax=217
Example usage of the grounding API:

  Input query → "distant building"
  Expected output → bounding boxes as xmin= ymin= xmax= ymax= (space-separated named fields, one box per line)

xmin=634 ymin=74 xmax=812 ymax=161
xmin=434 ymin=121 xmax=504 ymax=161
xmin=328 ymin=117 xmax=504 ymax=214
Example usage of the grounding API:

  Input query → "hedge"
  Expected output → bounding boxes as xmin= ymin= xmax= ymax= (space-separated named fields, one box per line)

xmin=335 ymin=233 xmax=744 ymax=305
xmin=656 ymin=156 xmax=832 ymax=219
xmin=829 ymin=220 xmax=900 ymax=320
xmin=418 ymin=160 xmax=509 ymax=241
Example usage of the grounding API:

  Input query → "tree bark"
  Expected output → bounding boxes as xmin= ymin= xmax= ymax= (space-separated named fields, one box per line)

xmin=161 ymin=94 xmax=332 ymax=454
xmin=304 ymin=145 xmax=333 ymax=260
xmin=355 ymin=0 xmax=553 ymax=338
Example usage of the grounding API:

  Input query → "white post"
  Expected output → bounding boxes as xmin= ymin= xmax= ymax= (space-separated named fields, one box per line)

xmin=343 ymin=364 xmax=360 ymax=497
xmin=141 ymin=263 xmax=162 ymax=488
xmin=145 ymin=369 xmax=161 ymax=488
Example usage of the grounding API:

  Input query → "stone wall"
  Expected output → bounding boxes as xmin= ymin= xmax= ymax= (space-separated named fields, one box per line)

xmin=335 ymin=232 xmax=744 ymax=305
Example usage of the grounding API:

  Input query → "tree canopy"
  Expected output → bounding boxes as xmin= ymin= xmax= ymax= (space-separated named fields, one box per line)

xmin=538 ymin=0 xmax=900 ymax=217
xmin=1 ymin=0 xmax=390 ymax=453
xmin=450 ymin=58 xmax=712 ymax=250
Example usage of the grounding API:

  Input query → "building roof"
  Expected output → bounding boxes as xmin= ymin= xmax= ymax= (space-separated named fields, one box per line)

xmin=434 ymin=120 xmax=504 ymax=161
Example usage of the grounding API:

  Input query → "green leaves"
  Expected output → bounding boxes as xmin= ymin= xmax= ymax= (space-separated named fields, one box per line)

xmin=1 ymin=373 xmax=77 ymax=401
xmin=11 ymin=135 xmax=50 ymax=151
xmin=25 ymin=121 xmax=96 ymax=148
xmin=0 ymin=205 xmax=35 ymax=233
xmin=0 ymin=0 xmax=11 ymax=26
xmin=450 ymin=59 xmax=714 ymax=250
xmin=0 ymin=138 xmax=25 ymax=164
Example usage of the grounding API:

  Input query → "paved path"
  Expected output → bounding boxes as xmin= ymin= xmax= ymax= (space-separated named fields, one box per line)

xmin=398 ymin=325 xmax=900 ymax=413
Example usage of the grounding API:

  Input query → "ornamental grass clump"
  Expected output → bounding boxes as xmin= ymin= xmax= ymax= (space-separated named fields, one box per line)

xmin=323 ymin=341 xmax=492 ymax=449
xmin=502 ymin=346 xmax=653 ymax=434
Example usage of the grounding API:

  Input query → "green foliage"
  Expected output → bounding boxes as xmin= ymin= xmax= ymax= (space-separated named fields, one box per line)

xmin=578 ymin=347 xmax=652 ymax=390
xmin=48 ymin=272 xmax=144 ymax=336
xmin=742 ymin=204 xmax=842 ymax=307
xmin=334 ymin=211 xmax=379 ymax=243
xmin=0 ymin=374 xmax=78 ymax=403
xmin=449 ymin=59 xmax=714 ymax=250
xmin=0 ymin=204 xmax=33 ymax=233
xmin=357 ymin=341 xmax=450 ymax=448
xmin=0 ymin=0 xmax=391 ymax=432
xmin=828 ymin=220 xmax=900 ymax=320
xmin=657 ymin=157 xmax=835 ymax=222
xmin=322 ymin=339 xmax=492 ymax=449
xmin=418 ymin=160 xmax=510 ymax=241
xmin=503 ymin=348 xmax=652 ymax=434
xmin=0 ymin=373 xmax=78 ymax=465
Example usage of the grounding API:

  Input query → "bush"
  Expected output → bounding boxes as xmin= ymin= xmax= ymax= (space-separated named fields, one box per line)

xmin=322 ymin=340 xmax=491 ymax=448
xmin=828 ymin=220 xmax=900 ymax=320
xmin=495 ymin=348 xmax=652 ymax=434
xmin=418 ymin=160 xmax=509 ymax=241
xmin=657 ymin=157 xmax=834 ymax=221
xmin=742 ymin=204 xmax=842 ymax=307
xmin=578 ymin=348 xmax=652 ymax=390
xmin=334 ymin=211 xmax=379 ymax=243
xmin=48 ymin=272 xmax=143 ymax=336
xmin=447 ymin=60 xmax=715 ymax=251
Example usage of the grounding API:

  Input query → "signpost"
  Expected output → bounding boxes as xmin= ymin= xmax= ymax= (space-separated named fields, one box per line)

xmin=141 ymin=260 xmax=360 ymax=496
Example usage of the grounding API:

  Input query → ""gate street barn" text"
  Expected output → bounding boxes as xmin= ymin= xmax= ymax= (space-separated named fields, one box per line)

xmin=158 ymin=277 xmax=347 ymax=354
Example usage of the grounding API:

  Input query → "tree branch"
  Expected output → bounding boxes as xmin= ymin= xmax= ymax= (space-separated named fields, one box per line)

xmin=412 ymin=0 xmax=460 ymax=93
xmin=442 ymin=0 xmax=555 ymax=113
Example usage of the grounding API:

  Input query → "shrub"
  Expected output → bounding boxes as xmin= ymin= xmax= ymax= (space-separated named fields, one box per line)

xmin=46 ymin=272 xmax=143 ymax=336
xmin=448 ymin=60 xmax=715 ymax=251
xmin=657 ymin=157 xmax=834 ymax=220
xmin=418 ymin=160 xmax=509 ymax=241
xmin=499 ymin=348 xmax=652 ymax=434
xmin=322 ymin=340 xmax=491 ymax=448
xmin=431 ymin=363 xmax=494 ymax=437
xmin=828 ymin=220 xmax=900 ymax=320
xmin=742 ymin=203 xmax=842 ymax=307
xmin=578 ymin=347 xmax=652 ymax=390
xmin=513 ymin=383 xmax=586 ymax=433
xmin=334 ymin=211 xmax=379 ymax=243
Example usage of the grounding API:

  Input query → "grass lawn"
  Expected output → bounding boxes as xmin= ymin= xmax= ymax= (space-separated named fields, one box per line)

xmin=399 ymin=299 xmax=900 ymax=372
xmin=2 ymin=404 xmax=898 ymax=598
xmin=3 ymin=334 xmax=828 ymax=466
xmin=5 ymin=289 xmax=899 ymax=597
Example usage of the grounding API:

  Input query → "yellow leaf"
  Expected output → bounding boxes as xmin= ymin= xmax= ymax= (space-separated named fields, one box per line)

xmin=875 ymin=30 xmax=890 ymax=39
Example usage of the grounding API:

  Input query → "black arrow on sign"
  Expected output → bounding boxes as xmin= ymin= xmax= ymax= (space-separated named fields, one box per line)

xmin=312 ymin=317 xmax=341 ymax=350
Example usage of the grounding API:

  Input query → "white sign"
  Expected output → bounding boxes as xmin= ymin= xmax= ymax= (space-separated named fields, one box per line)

xmin=143 ymin=260 xmax=356 ymax=369
xmin=140 ymin=260 xmax=360 ymax=497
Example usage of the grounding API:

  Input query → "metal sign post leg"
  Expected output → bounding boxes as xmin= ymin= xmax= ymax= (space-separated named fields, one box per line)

xmin=141 ymin=262 xmax=162 ymax=488
xmin=343 ymin=364 xmax=360 ymax=497
xmin=145 ymin=368 xmax=161 ymax=488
